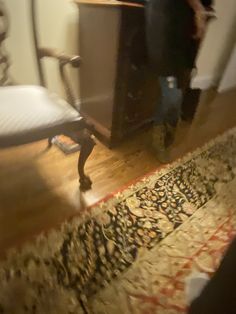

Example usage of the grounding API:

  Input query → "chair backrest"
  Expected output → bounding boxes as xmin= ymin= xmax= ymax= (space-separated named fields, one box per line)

xmin=0 ymin=0 xmax=10 ymax=86
xmin=0 ymin=0 xmax=79 ymax=107
xmin=0 ymin=0 xmax=45 ymax=87
xmin=30 ymin=0 xmax=80 ymax=108
xmin=30 ymin=0 xmax=46 ymax=87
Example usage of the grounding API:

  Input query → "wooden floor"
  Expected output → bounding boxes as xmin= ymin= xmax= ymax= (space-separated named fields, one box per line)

xmin=1 ymin=88 xmax=236 ymax=255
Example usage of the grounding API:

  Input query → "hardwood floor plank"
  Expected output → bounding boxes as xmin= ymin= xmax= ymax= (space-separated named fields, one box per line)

xmin=0 ymin=89 xmax=236 ymax=256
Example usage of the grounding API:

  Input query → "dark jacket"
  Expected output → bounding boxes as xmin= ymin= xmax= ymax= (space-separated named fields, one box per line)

xmin=145 ymin=0 xmax=213 ymax=76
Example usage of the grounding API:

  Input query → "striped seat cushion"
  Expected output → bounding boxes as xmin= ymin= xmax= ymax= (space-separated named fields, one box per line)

xmin=0 ymin=85 xmax=80 ymax=139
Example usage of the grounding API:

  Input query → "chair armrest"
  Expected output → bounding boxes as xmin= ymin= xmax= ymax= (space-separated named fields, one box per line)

xmin=38 ymin=47 xmax=81 ymax=109
xmin=39 ymin=47 xmax=81 ymax=68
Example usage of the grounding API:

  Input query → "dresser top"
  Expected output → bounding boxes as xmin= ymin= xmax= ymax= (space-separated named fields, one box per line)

xmin=74 ymin=0 xmax=143 ymax=8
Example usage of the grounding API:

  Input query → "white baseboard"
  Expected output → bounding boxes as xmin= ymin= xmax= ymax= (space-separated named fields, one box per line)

xmin=191 ymin=75 xmax=219 ymax=90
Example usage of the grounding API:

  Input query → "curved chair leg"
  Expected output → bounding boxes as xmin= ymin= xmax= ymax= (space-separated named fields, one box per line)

xmin=47 ymin=136 xmax=54 ymax=149
xmin=78 ymin=130 xmax=95 ymax=191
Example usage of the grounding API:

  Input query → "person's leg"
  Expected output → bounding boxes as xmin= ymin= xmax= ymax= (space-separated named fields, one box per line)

xmin=154 ymin=77 xmax=182 ymax=125
xmin=178 ymin=69 xmax=202 ymax=122
xmin=188 ymin=237 xmax=236 ymax=314
xmin=152 ymin=76 xmax=182 ymax=163
xmin=181 ymin=88 xmax=201 ymax=121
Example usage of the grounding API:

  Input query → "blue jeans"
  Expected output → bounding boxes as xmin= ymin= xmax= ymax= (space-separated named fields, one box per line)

xmin=154 ymin=77 xmax=183 ymax=127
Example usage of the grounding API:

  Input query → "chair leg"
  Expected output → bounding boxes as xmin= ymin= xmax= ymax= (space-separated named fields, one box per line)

xmin=47 ymin=136 xmax=54 ymax=149
xmin=78 ymin=130 xmax=95 ymax=191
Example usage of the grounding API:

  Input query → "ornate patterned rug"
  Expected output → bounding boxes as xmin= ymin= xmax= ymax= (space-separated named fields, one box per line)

xmin=1 ymin=128 xmax=236 ymax=314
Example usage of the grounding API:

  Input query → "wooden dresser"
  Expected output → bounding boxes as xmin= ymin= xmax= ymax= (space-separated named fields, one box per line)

xmin=74 ymin=0 xmax=158 ymax=147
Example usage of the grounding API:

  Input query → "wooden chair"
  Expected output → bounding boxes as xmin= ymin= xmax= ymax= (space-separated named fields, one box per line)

xmin=0 ymin=0 xmax=96 ymax=191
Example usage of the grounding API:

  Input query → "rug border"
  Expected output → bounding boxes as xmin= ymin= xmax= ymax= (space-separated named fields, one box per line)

xmin=88 ymin=126 xmax=236 ymax=215
xmin=3 ymin=126 xmax=236 ymax=260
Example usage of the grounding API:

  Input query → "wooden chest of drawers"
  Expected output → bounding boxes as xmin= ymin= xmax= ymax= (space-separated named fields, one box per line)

xmin=75 ymin=0 xmax=159 ymax=146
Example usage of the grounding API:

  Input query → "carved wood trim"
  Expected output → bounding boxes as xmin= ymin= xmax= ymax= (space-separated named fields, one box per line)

xmin=0 ymin=0 xmax=10 ymax=86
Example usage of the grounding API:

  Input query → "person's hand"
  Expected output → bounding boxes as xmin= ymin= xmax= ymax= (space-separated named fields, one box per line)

xmin=194 ymin=10 xmax=208 ymax=40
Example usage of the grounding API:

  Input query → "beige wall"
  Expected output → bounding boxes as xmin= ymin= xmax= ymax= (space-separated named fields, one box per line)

xmin=5 ymin=0 xmax=38 ymax=85
xmin=218 ymin=42 xmax=236 ymax=92
xmin=5 ymin=0 xmax=79 ymax=97
xmin=4 ymin=0 xmax=236 ymax=93
xmin=193 ymin=0 xmax=236 ymax=88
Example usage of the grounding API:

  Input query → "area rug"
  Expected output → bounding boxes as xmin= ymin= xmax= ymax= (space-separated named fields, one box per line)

xmin=1 ymin=128 xmax=236 ymax=314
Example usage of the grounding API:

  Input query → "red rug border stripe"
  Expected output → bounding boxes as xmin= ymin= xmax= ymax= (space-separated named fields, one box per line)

xmin=87 ymin=163 xmax=166 ymax=210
